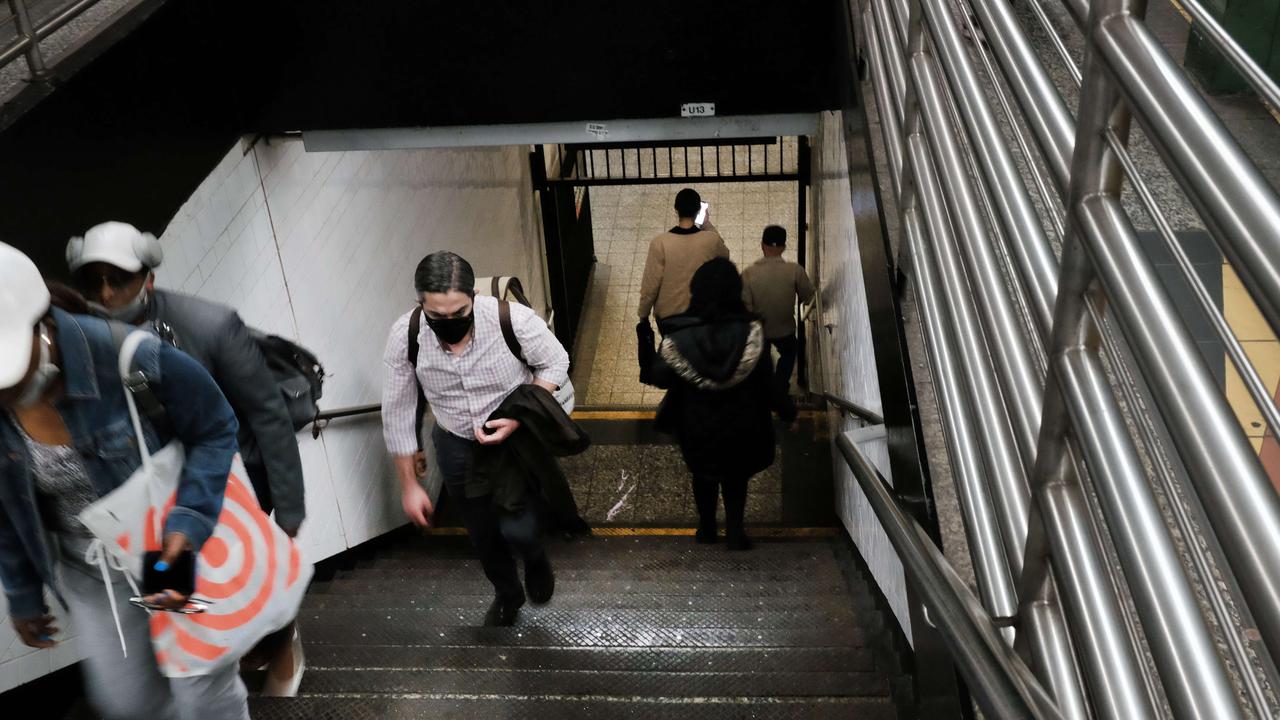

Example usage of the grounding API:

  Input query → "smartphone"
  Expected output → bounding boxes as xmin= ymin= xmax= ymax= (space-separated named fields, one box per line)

xmin=695 ymin=201 xmax=709 ymax=227
xmin=142 ymin=549 xmax=196 ymax=597
xmin=128 ymin=596 xmax=210 ymax=614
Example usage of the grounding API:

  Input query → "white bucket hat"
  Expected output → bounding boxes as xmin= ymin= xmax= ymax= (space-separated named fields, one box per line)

xmin=0 ymin=242 xmax=51 ymax=390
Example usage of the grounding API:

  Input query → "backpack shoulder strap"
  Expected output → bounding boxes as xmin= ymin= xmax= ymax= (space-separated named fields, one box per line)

xmin=497 ymin=300 xmax=529 ymax=366
xmin=408 ymin=307 xmax=423 ymax=366
xmin=407 ymin=307 xmax=427 ymax=452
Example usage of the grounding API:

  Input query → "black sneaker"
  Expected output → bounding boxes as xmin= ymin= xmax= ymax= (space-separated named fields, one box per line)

xmin=525 ymin=555 xmax=556 ymax=605
xmin=726 ymin=533 xmax=754 ymax=551
xmin=483 ymin=595 xmax=525 ymax=627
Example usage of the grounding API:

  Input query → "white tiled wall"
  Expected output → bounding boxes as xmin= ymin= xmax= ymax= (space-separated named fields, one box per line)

xmin=813 ymin=111 xmax=912 ymax=645
xmin=0 ymin=137 xmax=548 ymax=693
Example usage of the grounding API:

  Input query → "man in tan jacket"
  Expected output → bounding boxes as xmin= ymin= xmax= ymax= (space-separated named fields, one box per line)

xmin=742 ymin=225 xmax=815 ymax=399
xmin=637 ymin=188 xmax=731 ymax=326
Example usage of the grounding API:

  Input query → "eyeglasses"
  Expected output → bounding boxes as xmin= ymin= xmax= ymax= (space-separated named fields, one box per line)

xmin=75 ymin=268 xmax=142 ymax=293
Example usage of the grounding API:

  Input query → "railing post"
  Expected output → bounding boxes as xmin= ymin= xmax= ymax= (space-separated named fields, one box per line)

xmin=8 ymin=0 xmax=46 ymax=79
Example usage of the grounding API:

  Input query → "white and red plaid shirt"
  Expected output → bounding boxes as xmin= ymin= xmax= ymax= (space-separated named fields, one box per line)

xmin=381 ymin=295 xmax=570 ymax=456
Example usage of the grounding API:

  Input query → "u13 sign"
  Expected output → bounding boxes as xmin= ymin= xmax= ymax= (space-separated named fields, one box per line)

xmin=681 ymin=103 xmax=716 ymax=117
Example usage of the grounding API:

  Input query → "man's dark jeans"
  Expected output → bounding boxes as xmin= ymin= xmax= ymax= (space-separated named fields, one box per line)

xmin=432 ymin=425 xmax=544 ymax=603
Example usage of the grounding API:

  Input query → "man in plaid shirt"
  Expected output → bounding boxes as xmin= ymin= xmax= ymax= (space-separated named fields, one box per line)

xmin=381 ymin=252 xmax=570 ymax=626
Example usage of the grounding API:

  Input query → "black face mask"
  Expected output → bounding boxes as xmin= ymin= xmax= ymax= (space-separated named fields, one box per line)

xmin=425 ymin=312 xmax=474 ymax=344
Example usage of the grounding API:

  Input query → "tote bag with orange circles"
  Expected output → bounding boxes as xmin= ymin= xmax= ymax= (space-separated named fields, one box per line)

xmin=77 ymin=328 xmax=314 ymax=677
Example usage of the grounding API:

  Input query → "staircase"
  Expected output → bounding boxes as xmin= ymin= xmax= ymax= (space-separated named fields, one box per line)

xmin=250 ymin=535 xmax=904 ymax=719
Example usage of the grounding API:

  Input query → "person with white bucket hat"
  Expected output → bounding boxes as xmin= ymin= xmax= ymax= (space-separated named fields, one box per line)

xmin=68 ymin=220 xmax=310 ymax=695
xmin=0 ymin=241 xmax=250 ymax=719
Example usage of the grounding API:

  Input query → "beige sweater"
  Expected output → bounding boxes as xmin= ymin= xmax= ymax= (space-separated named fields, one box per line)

xmin=637 ymin=223 xmax=731 ymax=320
xmin=742 ymin=256 xmax=816 ymax=339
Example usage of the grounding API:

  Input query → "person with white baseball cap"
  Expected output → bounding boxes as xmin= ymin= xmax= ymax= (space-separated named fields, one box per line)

xmin=0 ymin=241 xmax=251 ymax=719
xmin=68 ymin=220 xmax=308 ymax=695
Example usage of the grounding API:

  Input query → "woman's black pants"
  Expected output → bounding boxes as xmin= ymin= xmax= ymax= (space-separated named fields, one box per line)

xmin=691 ymin=474 xmax=749 ymax=537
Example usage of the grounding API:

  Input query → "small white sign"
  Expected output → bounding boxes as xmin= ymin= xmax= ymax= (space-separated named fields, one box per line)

xmin=681 ymin=103 xmax=716 ymax=118
xmin=585 ymin=122 xmax=609 ymax=139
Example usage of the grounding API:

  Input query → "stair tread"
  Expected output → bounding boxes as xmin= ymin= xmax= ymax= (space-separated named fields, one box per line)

xmin=295 ymin=645 xmax=879 ymax=673
xmin=317 ymin=578 xmax=852 ymax=597
xmin=291 ymin=668 xmax=889 ymax=697
xmin=341 ymin=567 xmax=843 ymax=583
xmin=301 ymin=592 xmax=872 ymax=612
xmin=383 ymin=537 xmax=834 ymax=555
xmin=248 ymin=696 xmax=898 ymax=720
xmin=306 ymin=622 xmax=868 ymax=648
xmin=301 ymin=606 xmax=868 ymax=630
xmin=264 ymin=535 xmax=900 ymax=715
xmin=364 ymin=551 xmax=837 ymax=569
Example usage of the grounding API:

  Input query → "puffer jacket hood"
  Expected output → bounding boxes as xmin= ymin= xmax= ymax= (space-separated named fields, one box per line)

xmin=658 ymin=314 xmax=765 ymax=390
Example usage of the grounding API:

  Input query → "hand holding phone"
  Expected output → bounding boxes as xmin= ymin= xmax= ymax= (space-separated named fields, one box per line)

xmin=696 ymin=202 xmax=710 ymax=227
xmin=143 ymin=548 xmax=196 ymax=597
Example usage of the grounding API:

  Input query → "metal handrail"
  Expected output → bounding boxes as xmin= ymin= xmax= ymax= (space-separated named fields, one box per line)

xmin=822 ymin=392 xmax=884 ymax=425
xmin=859 ymin=0 xmax=1280 ymax=714
xmin=1174 ymin=0 xmax=1280 ymax=111
xmin=308 ymin=403 xmax=381 ymax=438
xmin=1 ymin=0 xmax=105 ymax=82
xmin=835 ymin=433 xmax=1062 ymax=720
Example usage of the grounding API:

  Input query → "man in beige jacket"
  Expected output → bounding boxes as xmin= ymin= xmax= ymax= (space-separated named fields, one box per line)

xmin=742 ymin=225 xmax=815 ymax=400
xmin=638 ymin=188 xmax=731 ymax=327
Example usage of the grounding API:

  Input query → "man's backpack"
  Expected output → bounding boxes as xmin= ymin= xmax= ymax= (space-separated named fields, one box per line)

xmin=251 ymin=331 xmax=326 ymax=431
xmin=126 ymin=304 xmax=325 ymax=433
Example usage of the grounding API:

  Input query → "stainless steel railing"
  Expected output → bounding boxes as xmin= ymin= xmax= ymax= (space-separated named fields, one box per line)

xmin=836 ymin=432 xmax=1063 ymax=720
xmin=1 ymin=0 xmax=105 ymax=82
xmin=859 ymin=0 xmax=1280 ymax=715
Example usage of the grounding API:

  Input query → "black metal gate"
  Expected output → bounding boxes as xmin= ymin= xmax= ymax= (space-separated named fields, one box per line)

xmin=531 ymin=137 xmax=812 ymax=382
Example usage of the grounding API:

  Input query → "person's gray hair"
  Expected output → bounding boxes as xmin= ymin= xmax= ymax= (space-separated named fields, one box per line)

xmin=414 ymin=251 xmax=475 ymax=296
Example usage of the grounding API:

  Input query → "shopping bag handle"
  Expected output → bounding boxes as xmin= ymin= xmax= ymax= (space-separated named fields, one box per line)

xmin=116 ymin=329 xmax=155 ymax=470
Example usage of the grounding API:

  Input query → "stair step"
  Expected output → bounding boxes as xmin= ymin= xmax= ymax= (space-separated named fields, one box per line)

xmin=334 ymin=567 xmax=844 ymax=584
xmin=255 ymin=534 xmax=901 ymax=716
xmin=299 ymin=607 xmax=865 ymax=631
xmin=296 ymin=645 xmax=879 ymax=673
xmin=302 ymin=591 xmax=873 ymax=612
xmin=304 ymin=621 xmax=868 ymax=648
xmin=290 ymin=668 xmax=888 ymax=697
xmin=316 ymin=577 xmax=852 ymax=598
xmin=382 ymin=537 xmax=833 ymax=557
xmin=249 ymin=695 xmax=899 ymax=720
xmin=365 ymin=542 xmax=834 ymax=564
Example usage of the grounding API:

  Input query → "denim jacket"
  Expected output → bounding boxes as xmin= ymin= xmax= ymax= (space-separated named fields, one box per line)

xmin=0 ymin=308 xmax=239 ymax=620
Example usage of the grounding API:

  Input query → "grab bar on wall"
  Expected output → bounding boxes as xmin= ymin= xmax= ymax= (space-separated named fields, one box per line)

xmin=835 ymin=433 xmax=1062 ymax=720
xmin=822 ymin=392 xmax=884 ymax=425
xmin=309 ymin=403 xmax=381 ymax=438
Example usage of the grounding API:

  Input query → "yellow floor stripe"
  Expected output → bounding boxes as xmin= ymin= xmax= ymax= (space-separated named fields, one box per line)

xmin=419 ymin=526 xmax=838 ymax=538
xmin=571 ymin=410 xmax=657 ymax=420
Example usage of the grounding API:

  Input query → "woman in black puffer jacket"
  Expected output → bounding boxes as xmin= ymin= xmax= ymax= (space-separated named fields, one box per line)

xmin=642 ymin=257 xmax=798 ymax=550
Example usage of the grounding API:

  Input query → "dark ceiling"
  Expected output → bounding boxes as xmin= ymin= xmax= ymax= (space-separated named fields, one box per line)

xmin=0 ymin=0 xmax=847 ymax=273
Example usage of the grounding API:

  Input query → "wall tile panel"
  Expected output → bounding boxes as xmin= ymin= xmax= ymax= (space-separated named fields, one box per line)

xmin=814 ymin=111 xmax=912 ymax=644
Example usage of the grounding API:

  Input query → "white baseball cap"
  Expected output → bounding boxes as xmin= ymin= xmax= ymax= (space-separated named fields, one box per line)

xmin=0 ymin=242 xmax=51 ymax=390
xmin=66 ymin=221 xmax=161 ymax=274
